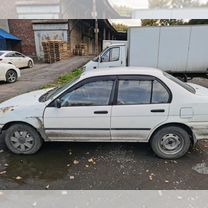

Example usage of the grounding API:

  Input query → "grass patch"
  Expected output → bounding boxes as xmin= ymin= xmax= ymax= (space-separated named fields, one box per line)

xmin=42 ymin=68 xmax=83 ymax=89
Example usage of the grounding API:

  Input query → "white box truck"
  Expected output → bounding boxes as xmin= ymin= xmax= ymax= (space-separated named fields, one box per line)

xmin=84 ymin=25 xmax=208 ymax=79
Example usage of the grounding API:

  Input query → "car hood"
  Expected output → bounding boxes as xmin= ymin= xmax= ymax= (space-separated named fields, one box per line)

xmin=187 ymin=83 xmax=208 ymax=96
xmin=0 ymin=88 xmax=51 ymax=108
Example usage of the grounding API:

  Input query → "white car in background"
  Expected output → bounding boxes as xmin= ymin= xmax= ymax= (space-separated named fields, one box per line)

xmin=0 ymin=51 xmax=34 ymax=69
xmin=1 ymin=67 xmax=208 ymax=159
xmin=0 ymin=63 xmax=21 ymax=83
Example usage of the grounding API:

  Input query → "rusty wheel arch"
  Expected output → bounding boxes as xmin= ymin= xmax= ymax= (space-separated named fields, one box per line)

xmin=149 ymin=122 xmax=196 ymax=145
xmin=1 ymin=121 xmax=45 ymax=140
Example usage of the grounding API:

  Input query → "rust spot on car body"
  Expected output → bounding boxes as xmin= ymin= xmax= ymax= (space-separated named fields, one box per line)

xmin=0 ymin=106 xmax=15 ymax=114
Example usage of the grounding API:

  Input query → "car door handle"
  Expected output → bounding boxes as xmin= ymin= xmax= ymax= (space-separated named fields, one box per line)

xmin=94 ymin=111 xmax=108 ymax=114
xmin=151 ymin=109 xmax=165 ymax=113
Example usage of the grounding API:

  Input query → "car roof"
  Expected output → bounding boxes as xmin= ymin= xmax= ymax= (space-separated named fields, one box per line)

xmin=0 ymin=50 xmax=15 ymax=55
xmin=81 ymin=67 xmax=164 ymax=79
xmin=0 ymin=50 xmax=13 ymax=53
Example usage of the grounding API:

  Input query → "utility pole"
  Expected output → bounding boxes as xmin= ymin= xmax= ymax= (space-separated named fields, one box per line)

xmin=92 ymin=0 xmax=99 ymax=55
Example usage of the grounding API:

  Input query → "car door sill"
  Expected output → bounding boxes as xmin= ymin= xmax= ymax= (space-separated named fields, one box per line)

xmin=45 ymin=138 xmax=148 ymax=143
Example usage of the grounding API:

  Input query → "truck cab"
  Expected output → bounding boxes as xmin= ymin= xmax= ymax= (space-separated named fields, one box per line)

xmin=84 ymin=44 xmax=127 ymax=71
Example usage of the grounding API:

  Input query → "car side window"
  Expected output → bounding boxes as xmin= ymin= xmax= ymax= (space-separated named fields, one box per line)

xmin=117 ymin=78 xmax=170 ymax=105
xmin=60 ymin=80 xmax=114 ymax=107
xmin=152 ymin=80 xmax=170 ymax=104
xmin=101 ymin=47 xmax=120 ymax=62
xmin=117 ymin=80 xmax=152 ymax=105
xmin=15 ymin=52 xmax=24 ymax=57
xmin=5 ymin=52 xmax=15 ymax=57
xmin=110 ymin=47 xmax=120 ymax=61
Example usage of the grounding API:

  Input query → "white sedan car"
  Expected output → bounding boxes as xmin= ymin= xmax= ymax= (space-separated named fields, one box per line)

xmin=0 ymin=63 xmax=21 ymax=83
xmin=0 ymin=67 xmax=208 ymax=159
xmin=0 ymin=51 xmax=34 ymax=69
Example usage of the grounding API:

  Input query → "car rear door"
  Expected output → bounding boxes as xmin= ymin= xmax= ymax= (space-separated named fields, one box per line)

xmin=43 ymin=76 xmax=116 ymax=141
xmin=14 ymin=52 xmax=26 ymax=68
xmin=111 ymin=75 xmax=171 ymax=141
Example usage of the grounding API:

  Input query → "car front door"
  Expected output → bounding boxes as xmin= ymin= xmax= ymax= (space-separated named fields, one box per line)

xmin=98 ymin=47 xmax=122 ymax=68
xmin=111 ymin=75 xmax=171 ymax=141
xmin=5 ymin=52 xmax=22 ymax=68
xmin=43 ymin=76 xmax=115 ymax=141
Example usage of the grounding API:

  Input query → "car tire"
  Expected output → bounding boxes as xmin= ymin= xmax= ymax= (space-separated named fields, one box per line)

xmin=150 ymin=126 xmax=191 ymax=159
xmin=6 ymin=69 xmax=17 ymax=83
xmin=28 ymin=60 xmax=33 ymax=68
xmin=4 ymin=124 xmax=43 ymax=155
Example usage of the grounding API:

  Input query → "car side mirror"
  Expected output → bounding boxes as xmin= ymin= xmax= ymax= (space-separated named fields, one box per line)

xmin=54 ymin=99 xmax=62 ymax=108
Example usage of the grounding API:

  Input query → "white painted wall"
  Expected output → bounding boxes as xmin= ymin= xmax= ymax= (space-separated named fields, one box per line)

xmin=33 ymin=23 xmax=68 ymax=60
xmin=0 ymin=20 xmax=9 ymax=32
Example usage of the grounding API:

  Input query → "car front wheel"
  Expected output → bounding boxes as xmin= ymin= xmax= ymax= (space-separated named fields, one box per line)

xmin=6 ymin=69 xmax=17 ymax=83
xmin=4 ymin=124 xmax=43 ymax=154
xmin=150 ymin=126 xmax=191 ymax=159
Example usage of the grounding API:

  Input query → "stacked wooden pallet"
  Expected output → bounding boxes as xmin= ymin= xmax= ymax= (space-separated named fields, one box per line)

xmin=73 ymin=43 xmax=88 ymax=56
xmin=42 ymin=40 xmax=71 ymax=63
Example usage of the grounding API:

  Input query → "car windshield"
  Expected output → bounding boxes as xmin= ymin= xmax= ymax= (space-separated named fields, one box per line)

xmin=0 ymin=52 xmax=5 ymax=56
xmin=39 ymin=76 xmax=81 ymax=102
xmin=163 ymin=72 xmax=196 ymax=94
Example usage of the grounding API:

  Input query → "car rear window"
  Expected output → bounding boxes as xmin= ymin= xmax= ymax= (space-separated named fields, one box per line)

xmin=163 ymin=72 xmax=196 ymax=94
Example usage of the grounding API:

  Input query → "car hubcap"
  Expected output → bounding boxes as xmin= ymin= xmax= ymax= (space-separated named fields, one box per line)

xmin=159 ymin=133 xmax=183 ymax=154
xmin=7 ymin=72 xmax=16 ymax=82
xmin=10 ymin=130 xmax=34 ymax=152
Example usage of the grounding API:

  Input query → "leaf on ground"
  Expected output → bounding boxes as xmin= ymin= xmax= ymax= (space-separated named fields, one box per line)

xmin=16 ymin=176 xmax=23 ymax=180
xmin=73 ymin=160 xmax=79 ymax=165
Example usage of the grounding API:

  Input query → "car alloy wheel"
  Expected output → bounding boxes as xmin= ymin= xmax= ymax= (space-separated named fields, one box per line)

xmin=28 ymin=60 xmax=33 ymax=68
xmin=6 ymin=70 xmax=17 ymax=83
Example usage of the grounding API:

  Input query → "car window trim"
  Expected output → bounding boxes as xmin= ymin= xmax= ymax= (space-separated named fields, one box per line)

xmin=47 ymin=75 xmax=117 ymax=108
xmin=113 ymin=75 xmax=172 ymax=106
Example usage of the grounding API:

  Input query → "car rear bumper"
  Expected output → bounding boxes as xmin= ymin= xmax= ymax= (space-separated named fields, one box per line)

xmin=188 ymin=122 xmax=208 ymax=141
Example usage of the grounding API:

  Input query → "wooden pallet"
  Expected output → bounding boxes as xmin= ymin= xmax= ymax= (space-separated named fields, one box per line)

xmin=42 ymin=40 xmax=71 ymax=63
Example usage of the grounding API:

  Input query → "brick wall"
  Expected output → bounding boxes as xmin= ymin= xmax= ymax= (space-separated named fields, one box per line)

xmin=8 ymin=20 xmax=36 ymax=58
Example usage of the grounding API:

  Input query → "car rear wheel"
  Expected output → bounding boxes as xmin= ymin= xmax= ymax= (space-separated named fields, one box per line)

xmin=4 ymin=124 xmax=43 ymax=154
xmin=28 ymin=60 xmax=33 ymax=68
xmin=150 ymin=126 xmax=191 ymax=159
xmin=6 ymin=69 xmax=17 ymax=83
